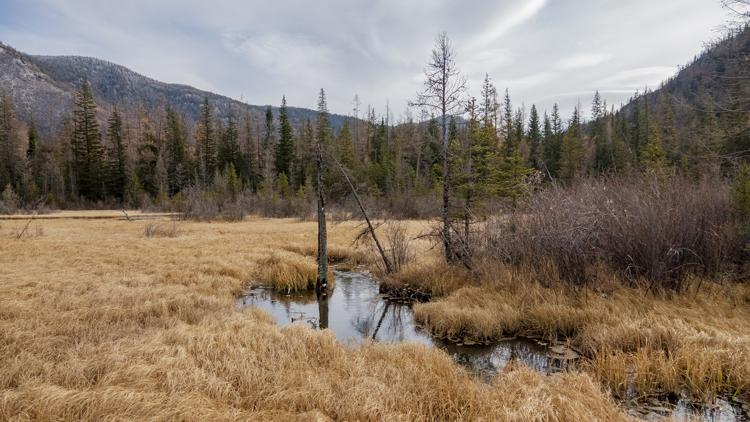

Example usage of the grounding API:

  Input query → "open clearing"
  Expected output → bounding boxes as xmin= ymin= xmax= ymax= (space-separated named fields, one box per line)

xmin=1 ymin=214 xmax=747 ymax=420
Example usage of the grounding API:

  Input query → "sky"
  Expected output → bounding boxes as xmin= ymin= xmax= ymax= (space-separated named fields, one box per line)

xmin=0 ymin=0 xmax=732 ymax=121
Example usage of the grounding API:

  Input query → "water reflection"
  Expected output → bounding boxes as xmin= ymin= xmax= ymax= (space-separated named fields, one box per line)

xmin=237 ymin=271 xmax=747 ymax=420
xmin=236 ymin=271 xmax=567 ymax=377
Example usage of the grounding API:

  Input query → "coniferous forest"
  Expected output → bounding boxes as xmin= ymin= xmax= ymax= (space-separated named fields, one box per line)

xmin=1 ymin=25 xmax=748 ymax=220
xmin=2 ymin=2 xmax=750 ymax=421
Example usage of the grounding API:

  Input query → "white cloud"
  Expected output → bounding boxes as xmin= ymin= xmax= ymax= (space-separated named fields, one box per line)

xmin=595 ymin=66 xmax=677 ymax=89
xmin=468 ymin=0 xmax=547 ymax=50
xmin=555 ymin=53 xmax=613 ymax=70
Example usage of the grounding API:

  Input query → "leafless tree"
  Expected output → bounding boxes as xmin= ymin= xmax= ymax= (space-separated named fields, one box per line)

xmin=316 ymin=89 xmax=330 ymax=296
xmin=411 ymin=32 xmax=467 ymax=265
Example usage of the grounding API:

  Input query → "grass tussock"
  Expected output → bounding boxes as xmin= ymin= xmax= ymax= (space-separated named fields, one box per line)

xmin=282 ymin=243 xmax=355 ymax=264
xmin=143 ymin=221 xmax=180 ymax=238
xmin=0 ymin=216 xmax=630 ymax=421
xmin=254 ymin=254 xmax=323 ymax=292
xmin=411 ymin=263 xmax=750 ymax=402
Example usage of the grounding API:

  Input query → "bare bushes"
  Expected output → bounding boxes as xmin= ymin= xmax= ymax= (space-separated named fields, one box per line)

xmin=143 ymin=221 xmax=180 ymax=238
xmin=479 ymin=175 xmax=744 ymax=290
xmin=178 ymin=186 xmax=246 ymax=222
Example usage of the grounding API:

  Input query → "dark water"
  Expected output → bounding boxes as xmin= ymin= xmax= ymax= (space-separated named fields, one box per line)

xmin=236 ymin=271 xmax=747 ymax=420
xmin=627 ymin=397 xmax=747 ymax=422
xmin=236 ymin=270 xmax=568 ymax=378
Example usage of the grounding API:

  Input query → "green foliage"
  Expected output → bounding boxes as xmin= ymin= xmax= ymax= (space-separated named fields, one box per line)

xmin=734 ymin=163 xmax=750 ymax=227
xmin=196 ymin=97 xmax=217 ymax=185
xmin=275 ymin=96 xmax=295 ymax=180
xmin=70 ymin=80 xmax=105 ymax=201
xmin=106 ymin=108 xmax=128 ymax=202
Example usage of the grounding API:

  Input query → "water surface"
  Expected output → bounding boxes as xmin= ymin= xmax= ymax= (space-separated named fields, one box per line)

xmin=236 ymin=271 xmax=747 ymax=420
xmin=236 ymin=270 xmax=569 ymax=378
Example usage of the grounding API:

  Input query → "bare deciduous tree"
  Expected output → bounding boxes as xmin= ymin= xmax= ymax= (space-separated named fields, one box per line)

xmin=411 ymin=32 xmax=467 ymax=265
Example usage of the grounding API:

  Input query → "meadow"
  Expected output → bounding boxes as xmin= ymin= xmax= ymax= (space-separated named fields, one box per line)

xmin=0 ymin=214 xmax=747 ymax=420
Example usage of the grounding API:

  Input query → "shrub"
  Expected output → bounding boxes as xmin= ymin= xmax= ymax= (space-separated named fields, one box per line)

xmin=143 ymin=222 xmax=180 ymax=238
xmin=478 ymin=175 xmax=744 ymax=290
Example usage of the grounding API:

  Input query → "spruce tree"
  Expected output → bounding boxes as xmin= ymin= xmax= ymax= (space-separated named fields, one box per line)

xmin=219 ymin=115 xmax=240 ymax=172
xmin=275 ymin=96 xmax=295 ymax=181
xmin=164 ymin=107 xmax=188 ymax=195
xmin=502 ymin=89 xmax=514 ymax=156
xmin=262 ymin=106 xmax=275 ymax=183
xmin=106 ymin=108 xmax=128 ymax=202
xmin=0 ymin=93 xmax=21 ymax=192
xmin=196 ymin=97 xmax=216 ymax=185
xmin=527 ymin=105 xmax=541 ymax=169
xmin=71 ymin=80 xmax=105 ymax=201
xmin=559 ymin=106 xmax=584 ymax=182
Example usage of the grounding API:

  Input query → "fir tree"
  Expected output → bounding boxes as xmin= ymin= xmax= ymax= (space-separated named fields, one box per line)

xmin=559 ymin=105 xmax=584 ymax=182
xmin=164 ymin=107 xmax=188 ymax=195
xmin=71 ymin=80 xmax=105 ymax=201
xmin=196 ymin=97 xmax=217 ymax=185
xmin=275 ymin=96 xmax=295 ymax=181
xmin=0 ymin=92 xmax=21 ymax=191
xmin=106 ymin=108 xmax=128 ymax=202
xmin=527 ymin=105 xmax=542 ymax=169
xmin=502 ymin=89 xmax=514 ymax=156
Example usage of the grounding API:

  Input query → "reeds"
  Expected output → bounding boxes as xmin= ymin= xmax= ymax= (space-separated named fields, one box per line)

xmin=0 ymin=217 xmax=629 ymax=421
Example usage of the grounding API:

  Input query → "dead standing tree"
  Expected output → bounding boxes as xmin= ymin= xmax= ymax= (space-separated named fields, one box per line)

xmin=316 ymin=89 xmax=330 ymax=296
xmin=411 ymin=32 xmax=468 ymax=266
xmin=329 ymin=151 xmax=394 ymax=274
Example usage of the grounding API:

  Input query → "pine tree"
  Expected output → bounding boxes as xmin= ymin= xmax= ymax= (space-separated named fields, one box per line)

xmin=262 ymin=105 xmax=275 ymax=183
xmin=480 ymin=74 xmax=498 ymax=127
xmin=164 ymin=107 xmax=188 ymax=195
xmin=591 ymin=91 xmax=611 ymax=172
xmin=26 ymin=122 xmax=38 ymax=161
xmin=502 ymin=89 xmax=514 ymax=156
xmin=337 ymin=120 xmax=356 ymax=170
xmin=106 ymin=108 xmax=128 ymax=202
xmin=527 ymin=105 xmax=542 ymax=169
xmin=219 ymin=114 xmax=240 ymax=172
xmin=542 ymin=104 xmax=563 ymax=178
xmin=641 ymin=117 xmax=666 ymax=171
xmin=275 ymin=96 xmax=295 ymax=181
xmin=0 ymin=92 xmax=20 ymax=191
xmin=559 ymin=105 xmax=584 ymax=182
xmin=196 ymin=97 xmax=216 ymax=185
xmin=71 ymin=80 xmax=105 ymax=201
xmin=24 ymin=121 xmax=40 ymax=201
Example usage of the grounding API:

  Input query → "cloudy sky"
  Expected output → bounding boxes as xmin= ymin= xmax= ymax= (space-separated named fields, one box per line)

xmin=0 ymin=0 xmax=731 ymax=120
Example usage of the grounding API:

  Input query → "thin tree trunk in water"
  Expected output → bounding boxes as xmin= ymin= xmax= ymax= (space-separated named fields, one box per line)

xmin=442 ymin=111 xmax=454 ymax=264
xmin=316 ymin=137 xmax=328 ymax=295
xmin=329 ymin=153 xmax=394 ymax=274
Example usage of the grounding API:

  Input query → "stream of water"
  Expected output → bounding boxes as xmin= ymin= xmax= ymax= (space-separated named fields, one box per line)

xmin=236 ymin=270 xmax=746 ymax=421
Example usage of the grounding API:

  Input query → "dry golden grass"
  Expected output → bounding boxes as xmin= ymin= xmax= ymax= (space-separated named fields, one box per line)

xmin=0 ymin=215 xmax=630 ymax=421
xmin=410 ymin=262 xmax=750 ymax=403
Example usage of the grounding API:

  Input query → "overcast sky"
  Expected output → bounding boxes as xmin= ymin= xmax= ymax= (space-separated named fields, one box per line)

xmin=0 ymin=0 xmax=732 ymax=120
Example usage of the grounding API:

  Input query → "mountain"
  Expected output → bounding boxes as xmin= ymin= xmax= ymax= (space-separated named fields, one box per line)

xmin=0 ymin=41 xmax=349 ymax=136
xmin=603 ymin=26 xmax=750 ymax=164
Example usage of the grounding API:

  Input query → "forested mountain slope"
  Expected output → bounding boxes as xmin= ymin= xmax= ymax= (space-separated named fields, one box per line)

xmin=0 ymin=42 xmax=348 ymax=136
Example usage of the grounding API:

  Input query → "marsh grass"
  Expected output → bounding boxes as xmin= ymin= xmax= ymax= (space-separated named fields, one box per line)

xmin=409 ymin=261 xmax=750 ymax=403
xmin=0 ymin=216 xmax=630 ymax=421
xmin=143 ymin=221 xmax=180 ymax=238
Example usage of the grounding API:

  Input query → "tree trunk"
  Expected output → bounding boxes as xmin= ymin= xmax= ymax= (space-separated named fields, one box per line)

xmin=316 ymin=137 xmax=328 ymax=295
xmin=441 ymin=107 xmax=454 ymax=264
xmin=330 ymin=153 xmax=394 ymax=274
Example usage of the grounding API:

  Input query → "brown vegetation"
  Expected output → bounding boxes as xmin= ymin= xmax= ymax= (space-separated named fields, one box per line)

xmin=478 ymin=175 xmax=746 ymax=291
xmin=0 ymin=216 xmax=632 ymax=421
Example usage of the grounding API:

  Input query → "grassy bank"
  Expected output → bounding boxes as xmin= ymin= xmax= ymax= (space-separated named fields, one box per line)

xmin=407 ymin=263 xmax=750 ymax=403
xmin=0 ymin=216 xmax=630 ymax=421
